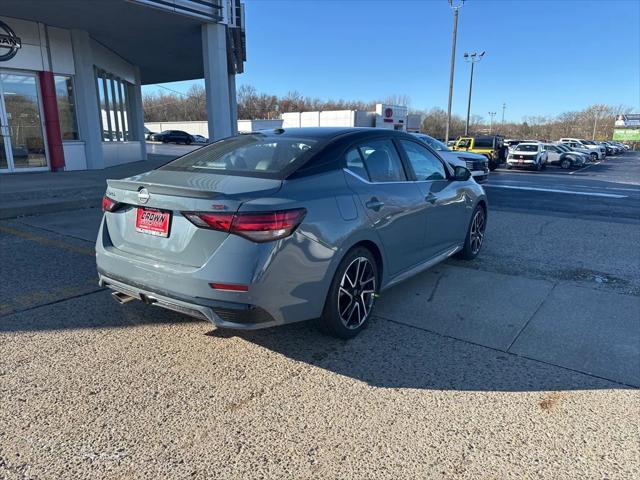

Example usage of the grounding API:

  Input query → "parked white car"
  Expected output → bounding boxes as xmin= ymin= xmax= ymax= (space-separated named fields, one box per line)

xmin=559 ymin=138 xmax=604 ymax=161
xmin=557 ymin=140 xmax=595 ymax=159
xmin=412 ymin=133 xmax=489 ymax=182
xmin=507 ymin=142 xmax=548 ymax=170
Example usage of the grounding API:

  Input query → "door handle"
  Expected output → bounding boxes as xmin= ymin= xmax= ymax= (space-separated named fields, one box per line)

xmin=365 ymin=198 xmax=385 ymax=211
xmin=425 ymin=192 xmax=437 ymax=204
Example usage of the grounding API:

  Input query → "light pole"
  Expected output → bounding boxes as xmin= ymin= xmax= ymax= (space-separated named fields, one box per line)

xmin=445 ymin=0 xmax=465 ymax=143
xmin=592 ymin=106 xmax=605 ymax=140
xmin=501 ymin=103 xmax=506 ymax=126
xmin=464 ymin=51 xmax=485 ymax=135
xmin=488 ymin=111 xmax=496 ymax=133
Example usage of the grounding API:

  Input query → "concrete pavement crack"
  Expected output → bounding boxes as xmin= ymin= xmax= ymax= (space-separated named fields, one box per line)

xmin=0 ymin=288 xmax=105 ymax=319
xmin=427 ymin=273 xmax=445 ymax=302
xmin=506 ymin=281 xmax=558 ymax=352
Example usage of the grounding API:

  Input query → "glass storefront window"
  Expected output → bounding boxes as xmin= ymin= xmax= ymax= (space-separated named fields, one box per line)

xmin=54 ymin=75 xmax=79 ymax=141
xmin=95 ymin=68 xmax=132 ymax=142
xmin=0 ymin=72 xmax=47 ymax=169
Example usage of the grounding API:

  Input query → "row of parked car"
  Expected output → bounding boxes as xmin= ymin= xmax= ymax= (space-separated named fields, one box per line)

xmin=504 ymin=138 xmax=629 ymax=171
xmin=434 ymin=134 xmax=629 ymax=176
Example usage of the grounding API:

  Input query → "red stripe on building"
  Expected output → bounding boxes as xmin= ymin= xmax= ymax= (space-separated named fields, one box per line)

xmin=38 ymin=71 xmax=65 ymax=171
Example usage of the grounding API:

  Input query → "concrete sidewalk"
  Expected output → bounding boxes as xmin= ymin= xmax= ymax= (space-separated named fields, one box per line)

xmin=376 ymin=263 xmax=640 ymax=387
xmin=0 ymin=154 xmax=172 ymax=219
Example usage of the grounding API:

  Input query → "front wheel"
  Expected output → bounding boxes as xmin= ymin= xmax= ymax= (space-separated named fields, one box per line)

xmin=590 ymin=152 xmax=598 ymax=162
xmin=319 ymin=247 xmax=379 ymax=339
xmin=561 ymin=158 xmax=571 ymax=169
xmin=457 ymin=205 xmax=486 ymax=260
xmin=489 ymin=160 xmax=498 ymax=171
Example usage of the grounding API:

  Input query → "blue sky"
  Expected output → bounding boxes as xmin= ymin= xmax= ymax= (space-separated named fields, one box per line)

xmin=143 ymin=0 xmax=640 ymax=122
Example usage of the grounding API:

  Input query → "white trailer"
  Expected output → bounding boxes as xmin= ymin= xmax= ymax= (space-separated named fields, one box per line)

xmin=282 ymin=109 xmax=377 ymax=128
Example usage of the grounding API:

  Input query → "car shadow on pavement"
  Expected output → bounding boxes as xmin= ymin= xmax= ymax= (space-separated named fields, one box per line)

xmin=0 ymin=291 xmax=203 ymax=332
xmin=207 ymin=317 xmax=633 ymax=393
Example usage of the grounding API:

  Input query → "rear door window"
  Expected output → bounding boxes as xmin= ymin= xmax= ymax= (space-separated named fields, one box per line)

xmin=356 ymin=139 xmax=407 ymax=182
xmin=474 ymin=138 xmax=494 ymax=148
xmin=399 ymin=140 xmax=447 ymax=181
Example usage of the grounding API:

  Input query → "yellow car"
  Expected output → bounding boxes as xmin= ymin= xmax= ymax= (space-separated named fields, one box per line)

xmin=452 ymin=135 xmax=507 ymax=171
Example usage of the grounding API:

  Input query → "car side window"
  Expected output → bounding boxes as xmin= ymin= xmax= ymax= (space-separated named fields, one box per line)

xmin=356 ymin=139 xmax=407 ymax=182
xmin=345 ymin=147 xmax=369 ymax=180
xmin=399 ymin=140 xmax=446 ymax=181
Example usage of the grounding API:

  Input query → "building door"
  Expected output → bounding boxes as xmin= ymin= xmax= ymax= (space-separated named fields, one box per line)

xmin=0 ymin=71 xmax=49 ymax=173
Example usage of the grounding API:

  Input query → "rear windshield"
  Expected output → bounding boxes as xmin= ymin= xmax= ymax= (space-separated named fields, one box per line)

xmin=160 ymin=134 xmax=317 ymax=178
xmin=515 ymin=144 xmax=538 ymax=152
xmin=418 ymin=135 xmax=449 ymax=151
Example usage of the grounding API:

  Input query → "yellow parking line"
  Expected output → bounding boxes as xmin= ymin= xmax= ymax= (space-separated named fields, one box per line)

xmin=0 ymin=224 xmax=95 ymax=257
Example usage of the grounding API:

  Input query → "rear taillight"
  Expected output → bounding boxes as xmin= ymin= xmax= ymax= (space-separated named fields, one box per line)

xmin=102 ymin=195 xmax=121 ymax=212
xmin=183 ymin=208 xmax=306 ymax=243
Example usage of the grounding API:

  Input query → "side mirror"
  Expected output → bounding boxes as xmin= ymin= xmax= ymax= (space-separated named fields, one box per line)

xmin=453 ymin=166 xmax=472 ymax=181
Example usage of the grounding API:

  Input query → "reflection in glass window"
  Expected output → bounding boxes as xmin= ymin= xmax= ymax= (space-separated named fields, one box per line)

xmin=94 ymin=68 xmax=133 ymax=142
xmin=1 ymin=72 xmax=47 ymax=168
xmin=54 ymin=75 xmax=79 ymax=140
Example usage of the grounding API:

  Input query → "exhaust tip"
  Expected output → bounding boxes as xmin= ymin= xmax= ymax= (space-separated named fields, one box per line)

xmin=112 ymin=291 xmax=136 ymax=305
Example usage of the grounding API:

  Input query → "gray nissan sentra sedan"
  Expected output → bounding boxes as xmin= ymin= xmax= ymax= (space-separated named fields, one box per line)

xmin=96 ymin=128 xmax=487 ymax=338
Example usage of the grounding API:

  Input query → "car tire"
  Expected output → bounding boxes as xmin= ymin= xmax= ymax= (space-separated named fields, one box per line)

xmin=561 ymin=158 xmax=571 ymax=169
xmin=489 ymin=160 xmax=498 ymax=171
xmin=457 ymin=204 xmax=486 ymax=261
xmin=590 ymin=152 xmax=598 ymax=162
xmin=319 ymin=247 xmax=379 ymax=339
xmin=536 ymin=162 xmax=542 ymax=171
xmin=185 ymin=139 xmax=192 ymax=145
xmin=162 ymin=138 xmax=168 ymax=144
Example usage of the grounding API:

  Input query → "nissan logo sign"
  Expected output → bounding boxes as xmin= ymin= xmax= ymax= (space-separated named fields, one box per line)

xmin=0 ymin=21 xmax=21 ymax=62
xmin=138 ymin=187 xmax=150 ymax=204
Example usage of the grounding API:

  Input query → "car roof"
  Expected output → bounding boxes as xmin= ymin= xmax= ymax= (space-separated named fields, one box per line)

xmin=246 ymin=127 xmax=419 ymax=142
xmin=250 ymin=127 xmax=365 ymax=139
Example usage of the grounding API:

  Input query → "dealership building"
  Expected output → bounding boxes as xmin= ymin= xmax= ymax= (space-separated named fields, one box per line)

xmin=0 ymin=0 xmax=245 ymax=174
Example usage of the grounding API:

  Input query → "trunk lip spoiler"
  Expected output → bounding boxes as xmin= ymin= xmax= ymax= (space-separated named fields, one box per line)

xmin=106 ymin=179 xmax=222 ymax=199
xmin=106 ymin=178 xmax=282 ymax=200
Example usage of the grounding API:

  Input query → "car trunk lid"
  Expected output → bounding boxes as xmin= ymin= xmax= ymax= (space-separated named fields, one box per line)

xmin=103 ymin=170 xmax=282 ymax=267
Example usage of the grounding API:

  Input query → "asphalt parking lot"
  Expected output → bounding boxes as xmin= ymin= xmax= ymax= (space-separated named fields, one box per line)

xmin=1 ymin=150 xmax=639 ymax=479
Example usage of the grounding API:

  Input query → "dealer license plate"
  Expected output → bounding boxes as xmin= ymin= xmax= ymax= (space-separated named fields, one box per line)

xmin=135 ymin=208 xmax=170 ymax=237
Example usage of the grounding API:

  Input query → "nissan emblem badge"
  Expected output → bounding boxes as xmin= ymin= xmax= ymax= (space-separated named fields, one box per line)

xmin=138 ymin=187 xmax=150 ymax=204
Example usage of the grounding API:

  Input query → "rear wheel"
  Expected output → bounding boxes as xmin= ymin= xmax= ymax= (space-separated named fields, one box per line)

xmin=590 ymin=152 xmax=598 ymax=162
xmin=319 ymin=247 xmax=378 ymax=339
xmin=560 ymin=158 xmax=571 ymax=169
xmin=457 ymin=205 xmax=486 ymax=260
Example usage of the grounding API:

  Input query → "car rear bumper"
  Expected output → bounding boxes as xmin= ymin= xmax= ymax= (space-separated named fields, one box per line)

xmin=99 ymin=274 xmax=278 ymax=329
xmin=95 ymin=216 xmax=337 ymax=329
